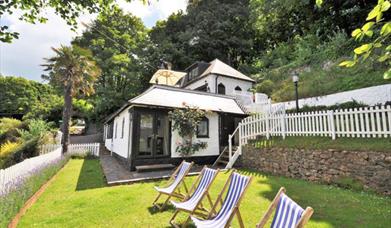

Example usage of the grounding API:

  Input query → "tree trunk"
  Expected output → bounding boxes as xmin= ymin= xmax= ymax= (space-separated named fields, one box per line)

xmin=61 ymin=80 xmax=73 ymax=154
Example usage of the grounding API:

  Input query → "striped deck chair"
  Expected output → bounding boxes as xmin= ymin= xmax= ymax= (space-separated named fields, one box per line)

xmin=170 ymin=166 xmax=220 ymax=227
xmin=153 ymin=161 xmax=194 ymax=211
xmin=191 ymin=171 xmax=252 ymax=228
xmin=256 ymin=187 xmax=314 ymax=228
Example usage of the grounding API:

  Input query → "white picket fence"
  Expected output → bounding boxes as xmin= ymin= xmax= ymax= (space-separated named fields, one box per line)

xmin=40 ymin=143 xmax=100 ymax=156
xmin=68 ymin=143 xmax=100 ymax=156
xmin=39 ymin=144 xmax=61 ymax=154
xmin=0 ymin=147 xmax=62 ymax=195
xmin=0 ymin=143 xmax=100 ymax=195
xmin=239 ymin=105 xmax=391 ymax=144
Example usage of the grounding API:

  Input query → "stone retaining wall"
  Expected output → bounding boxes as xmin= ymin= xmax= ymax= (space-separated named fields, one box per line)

xmin=236 ymin=145 xmax=391 ymax=195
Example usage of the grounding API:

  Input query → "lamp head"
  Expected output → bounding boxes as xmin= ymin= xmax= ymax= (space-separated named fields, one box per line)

xmin=292 ymin=74 xmax=299 ymax=83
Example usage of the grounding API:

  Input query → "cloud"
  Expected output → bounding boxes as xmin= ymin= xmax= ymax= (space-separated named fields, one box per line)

xmin=118 ymin=0 xmax=187 ymax=27
xmin=0 ymin=0 xmax=187 ymax=81
xmin=0 ymin=10 xmax=95 ymax=81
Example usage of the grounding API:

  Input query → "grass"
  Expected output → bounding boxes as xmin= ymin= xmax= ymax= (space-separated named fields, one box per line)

xmin=16 ymin=159 xmax=391 ymax=228
xmin=251 ymin=136 xmax=391 ymax=153
xmin=0 ymin=157 xmax=68 ymax=228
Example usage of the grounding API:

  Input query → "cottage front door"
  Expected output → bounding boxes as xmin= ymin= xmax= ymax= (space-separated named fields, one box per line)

xmin=136 ymin=110 xmax=170 ymax=158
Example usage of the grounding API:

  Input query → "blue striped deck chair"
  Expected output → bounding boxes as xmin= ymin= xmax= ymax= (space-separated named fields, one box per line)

xmin=191 ymin=171 xmax=252 ymax=228
xmin=169 ymin=166 xmax=220 ymax=227
xmin=152 ymin=161 xmax=194 ymax=211
xmin=256 ymin=187 xmax=314 ymax=228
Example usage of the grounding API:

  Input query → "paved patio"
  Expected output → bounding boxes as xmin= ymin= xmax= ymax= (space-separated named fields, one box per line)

xmin=99 ymin=151 xmax=207 ymax=185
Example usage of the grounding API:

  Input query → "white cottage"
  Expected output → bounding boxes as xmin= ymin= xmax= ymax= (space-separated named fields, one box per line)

xmin=103 ymin=59 xmax=255 ymax=170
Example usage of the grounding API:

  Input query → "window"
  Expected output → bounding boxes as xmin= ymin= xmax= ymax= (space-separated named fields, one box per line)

xmin=121 ymin=117 xmax=125 ymax=138
xmin=114 ymin=122 xmax=118 ymax=138
xmin=234 ymin=86 xmax=242 ymax=91
xmin=217 ymin=83 xmax=226 ymax=95
xmin=107 ymin=122 xmax=114 ymax=139
xmin=188 ymin=67 xmax=199 ymax=81
xmin=197 ymin=117 xmax=209 ymax=138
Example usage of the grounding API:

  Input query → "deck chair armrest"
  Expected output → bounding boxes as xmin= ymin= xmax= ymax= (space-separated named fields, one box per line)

xmin=296 ymin=207 xmax=314 ymax=228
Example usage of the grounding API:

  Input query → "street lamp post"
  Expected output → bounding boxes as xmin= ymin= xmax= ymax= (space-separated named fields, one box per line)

xmin=292 ymin=74 xmax=299 ymax=112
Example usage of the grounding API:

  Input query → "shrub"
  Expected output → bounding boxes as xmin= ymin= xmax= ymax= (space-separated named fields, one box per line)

xmin=17 ymin=119 xmax=52 ymax=142
xmin=0 ymin=118 xmax=22 ymax=135
xmin=0 ymin=118 xmax=24 ymax=144
xmin=255 ymin=80 xmax=275 ymax=95
xmin=0 ymin=138 xmax=39 ymax=169
xmin=0 ymin=156 xmax=68 ymax=227
xmin=169 ymin=104 xmax=208 ymax=157
xmin=0 ymin=141 xmax=22 ymax=158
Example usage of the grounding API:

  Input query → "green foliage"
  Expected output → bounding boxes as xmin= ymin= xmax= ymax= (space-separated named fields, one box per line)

xmin=252 ymin=31 xmax=388 ymax=102
xmin=72 ymin=99 xmax=94 ymax=119
xmin=42 ymin=44 xmax=100 ymax=152
xmin=0 ymin=118 xmax=25 ymax=145
xmin=340 ymin=0 xmax=391 ymax=79
xmin=73 ymin=6 xmax=149 ymax=120
xmin=42 ymin=45 xmax=101 ymax=97
xmin=0 ymin=138 xmax=39 ymax=168
xmin=149 ymin=0 xmax=255 ymax=70
xmin=255 ymin=80 xmax=275 ymax=95
xmin=0 ymin=140 xmax=22 ymax=158
xmin=0 ymin=118 xmax=22 ymax=136
xmin=17 ymin=119 xmax=52 ymax=142
xmin=0 ymin=0 xmax=117 ymax=43
xmin=169 ymin=104 xmax=208 ymax=156
xmin=0 ymin=76 xmax=60 ymax=118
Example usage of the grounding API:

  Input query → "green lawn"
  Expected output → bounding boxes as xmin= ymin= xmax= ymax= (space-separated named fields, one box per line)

xmin=18 ymin=159 xmax=391 ymax=228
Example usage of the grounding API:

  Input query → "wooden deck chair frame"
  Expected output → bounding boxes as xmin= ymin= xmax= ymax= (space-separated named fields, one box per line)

xmin=256 ymin=187 xmax=314 ymax=228
xmin=169 ymin=166 xmax=220 ymax=227
xmin=153 ymin=160 xmax=194 ymax=211
xmin=202 ymin=170 xmax=253 ymax=228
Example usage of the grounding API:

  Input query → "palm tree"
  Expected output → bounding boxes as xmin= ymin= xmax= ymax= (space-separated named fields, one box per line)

xmin=42 ymin=45 xmax=100 ymax=153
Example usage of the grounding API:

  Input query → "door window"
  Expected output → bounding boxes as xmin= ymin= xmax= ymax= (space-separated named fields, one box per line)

xmin=138 ymin=113 xmax=154 ymax=156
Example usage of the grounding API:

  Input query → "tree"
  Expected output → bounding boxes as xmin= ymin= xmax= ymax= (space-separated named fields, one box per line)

xmin=0 ymin=76 xmax=59 ymax=118
xmin=73 ymin=7 xmax=150 ymax=120
xmin=250 ymin=0 xmax=373 ymax=50
xmin=148 ymin=0 xmax=255 ymax=69
xmin=339 ymin=0 xmax=391 ymax=79
xmin=0 ymin=0 xmax=120 ymax=43
xmin=42 ymin=45 xmax=100 ymax=153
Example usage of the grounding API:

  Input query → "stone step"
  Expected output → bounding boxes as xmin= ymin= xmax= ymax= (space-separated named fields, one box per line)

xmin=135 ymin=164 xmax=175 ymax=172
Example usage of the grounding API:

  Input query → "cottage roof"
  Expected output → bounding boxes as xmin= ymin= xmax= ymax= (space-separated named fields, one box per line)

xmin=199 ymin=59 xmax=255 ymax=82
xmin=129 ymin=85 xmax=246 ymax=114
xmin=104 ymin=85 xmax=246 ymax=123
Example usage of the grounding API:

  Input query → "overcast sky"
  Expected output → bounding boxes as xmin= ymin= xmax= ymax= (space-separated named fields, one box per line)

xmin=0 ymin=0 xmax=187 ymax=82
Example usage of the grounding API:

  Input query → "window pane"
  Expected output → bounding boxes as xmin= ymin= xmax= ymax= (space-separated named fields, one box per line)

xmin=138 ymin=113 xmax=153 ymax=156
xmin=197 ymin=119 xmax=208 ymax=137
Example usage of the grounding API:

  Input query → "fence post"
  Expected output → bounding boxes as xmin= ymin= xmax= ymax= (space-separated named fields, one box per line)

xmin=328 ymin=110 xmax=336 ymax=140
xmin=265 ymin=112 xmax=270 ymax=140
xmin=281 ymin=113 xmax=286 ymax=139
